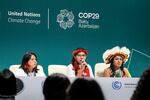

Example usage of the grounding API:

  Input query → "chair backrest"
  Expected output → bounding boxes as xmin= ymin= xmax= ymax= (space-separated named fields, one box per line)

xmin=95 ymin=63 xmax=110 ymax=77
xmin=48 ymin=65 xmax=67 ymax=75
xmin=9 ymin=64 xmax=44 ymax=74
xmin=9 ymin=65 xmax=20 ymax=73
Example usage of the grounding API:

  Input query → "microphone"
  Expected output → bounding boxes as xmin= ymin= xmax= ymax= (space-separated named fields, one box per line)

xmin=81 ymin=59 xmax=85 ymax=63
xmin=81 ymin=59 xmax=87 ymax=68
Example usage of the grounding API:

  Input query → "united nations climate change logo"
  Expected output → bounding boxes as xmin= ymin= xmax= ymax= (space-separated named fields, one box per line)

xmin=57 ymin=9 xmax=74 ymax=30
xmin=112 ymin=81 xmax=122 ymax=90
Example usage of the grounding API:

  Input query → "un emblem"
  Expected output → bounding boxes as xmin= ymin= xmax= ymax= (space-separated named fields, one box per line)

xmin=112 ymin=81 xmax=122 ymax=90
xmin=57 ymin=9 xmax=74 ymax=30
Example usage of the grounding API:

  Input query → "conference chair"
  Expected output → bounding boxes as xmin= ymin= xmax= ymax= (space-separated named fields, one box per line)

xmin=94 ymin=63 xmax=110 ymax=77
xmin=48 ymin=65 xmax=68 ymax=76
xmin=9 ymin=64 xmax=44 ymax=74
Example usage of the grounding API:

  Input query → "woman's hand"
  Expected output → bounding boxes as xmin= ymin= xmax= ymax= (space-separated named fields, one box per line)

xmin=77 ymin=61 xmax=87 ymax=77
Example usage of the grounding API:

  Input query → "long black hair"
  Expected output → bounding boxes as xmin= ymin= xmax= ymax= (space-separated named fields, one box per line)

xmin=110 ymin=56 xmax=125 ymax=77
xmin=20 ymin=52 xmax=38 ymax=75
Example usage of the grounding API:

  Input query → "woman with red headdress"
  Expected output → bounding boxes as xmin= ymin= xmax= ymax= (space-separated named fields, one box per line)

xmin=67 ymin=48 xmax=94 ymax=77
